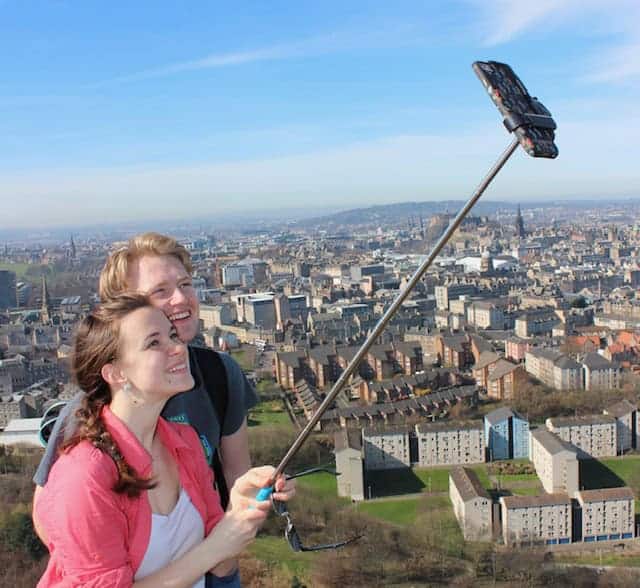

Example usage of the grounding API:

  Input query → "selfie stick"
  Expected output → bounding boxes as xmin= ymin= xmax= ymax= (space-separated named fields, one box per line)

xmin=256 ymin=62 xmax=557 ymax=501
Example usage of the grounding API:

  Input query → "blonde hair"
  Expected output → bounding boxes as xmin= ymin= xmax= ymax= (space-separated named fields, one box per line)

xmin=99 ymin=232 xmax=193 ymax=302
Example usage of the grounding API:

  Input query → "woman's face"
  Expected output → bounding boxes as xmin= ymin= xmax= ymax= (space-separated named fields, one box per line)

xmin=126 ymin=255 xmax=200 ymax=342
xmin=116 ymin=306 xmax=194 ymax=398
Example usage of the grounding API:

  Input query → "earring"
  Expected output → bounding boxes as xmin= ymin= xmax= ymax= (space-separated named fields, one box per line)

xmin=123 ymin=381 xmax=140 ymax=405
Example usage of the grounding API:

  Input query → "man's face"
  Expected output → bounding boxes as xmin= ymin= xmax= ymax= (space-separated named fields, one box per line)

xmin=126 ymin=255 xmax=200 ymax=342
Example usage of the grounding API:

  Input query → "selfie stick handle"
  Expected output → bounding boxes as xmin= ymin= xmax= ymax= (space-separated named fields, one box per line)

xmin=253 ymin=137 xmax=521 ymax=493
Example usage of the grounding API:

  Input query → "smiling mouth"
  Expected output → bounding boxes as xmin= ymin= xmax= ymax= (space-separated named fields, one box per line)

xmin=168 ymin=311 xmax=191 ymax=321
xmin=168 ymin=363 xmax=188 ymax=374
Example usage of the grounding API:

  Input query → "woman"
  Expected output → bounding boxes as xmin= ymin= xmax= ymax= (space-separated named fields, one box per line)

xmin=34 ymin=233 xmax=263 ymax=581
xmin=35 ymin=294 xmax=289 ymax=587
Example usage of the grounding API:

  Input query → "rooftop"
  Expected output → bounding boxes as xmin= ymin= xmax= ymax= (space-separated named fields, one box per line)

xmin=530 ymin=428 xmax=578 ymax=456
xmin=449 ymin=466 xmax=490 ymax=501
xmin=501 ymin=493 xmax=571 ymax=509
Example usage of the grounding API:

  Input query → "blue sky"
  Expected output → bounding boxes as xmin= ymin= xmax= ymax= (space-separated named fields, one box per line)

xmin=1 ymin=0 xmax=639 ymax=228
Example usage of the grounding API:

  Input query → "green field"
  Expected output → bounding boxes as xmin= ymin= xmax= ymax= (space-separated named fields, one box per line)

xmin=555 ymin=553 xmax=640 ymax=568
xmin=581 ymin=455 xmax=640 ymax=492
xmin=230 ymin=348 xmax=255 ymax=371
xmin=0 ymin=262 xmax=33 ymax=278
xmin=357 ymin=496 xmax=421 ymax=525
xmin=249 ymin=535 xmax=315 ymax=577
xmin=248 ymin=400 xmax=291 ymax=427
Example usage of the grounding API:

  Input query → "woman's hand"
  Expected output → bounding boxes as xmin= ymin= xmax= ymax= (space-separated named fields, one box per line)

xmin=227 ymin=465 xmax=295 ymax=508
xmin=205 ymin=505 xmax=268 ymax=564
xmin=272 ymin=473 xmax=296 ymax=504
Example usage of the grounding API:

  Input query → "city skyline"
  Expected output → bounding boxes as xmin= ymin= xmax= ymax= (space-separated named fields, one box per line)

xmin=1 ymin=0 xmax=639 ymax=229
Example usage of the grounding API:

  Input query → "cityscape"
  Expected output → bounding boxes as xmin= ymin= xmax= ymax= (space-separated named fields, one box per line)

xmin=2 ymin=1 xmax=640 ymax=586
xmin=3 ymin=198 xmax=640 ymax=584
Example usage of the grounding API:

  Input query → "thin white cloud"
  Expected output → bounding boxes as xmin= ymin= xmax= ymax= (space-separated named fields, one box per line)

xmin=472 ymin=0 xmax=640 ymax=83
xmin=90 ymin=25 xmax=428 ymax=87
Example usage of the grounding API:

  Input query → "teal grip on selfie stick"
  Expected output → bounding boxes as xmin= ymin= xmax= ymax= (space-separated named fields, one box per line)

xmin=256 ymin=486 xmax=273 ymax=501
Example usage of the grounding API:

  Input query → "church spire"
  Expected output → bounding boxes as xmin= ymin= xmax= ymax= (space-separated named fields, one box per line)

xmin=515 ymin=204 xmax=526 ymax=238
xmin=41 ymin=276 xmax=51 ymax=323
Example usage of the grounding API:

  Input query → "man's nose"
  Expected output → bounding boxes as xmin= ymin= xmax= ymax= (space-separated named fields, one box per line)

xmin=170 ymin=287 xmax=188 ymax=305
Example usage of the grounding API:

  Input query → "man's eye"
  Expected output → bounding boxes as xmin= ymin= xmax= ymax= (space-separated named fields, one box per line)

xmin=179 ymin=282 xmax=192 ymax=289
xmin=170 ymin=332 xmax=181 ymax=342
xmin=152 ymin=288 xmax=165 ymax=295
xmin=147 ymin=339 xmax=160 ymax=348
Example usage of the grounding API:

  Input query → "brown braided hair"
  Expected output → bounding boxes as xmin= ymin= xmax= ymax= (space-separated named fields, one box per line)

xmin=62 ymin=293 xmax=158 ymax=497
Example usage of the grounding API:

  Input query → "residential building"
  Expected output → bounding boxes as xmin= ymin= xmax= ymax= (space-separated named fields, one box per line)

xmin=437 ymin=334 xmax=474 ymax=369
xmin=0 ymin=417 xmax=42 ymax=446
xmin=582 ymin=352 xmax=621 ymax=390
xmin=500 ymin=494 xmax=572 ymax=546
xmin=467 ymin=301 xmax=504 ymax=329
xmin=435 ymin=283 xmax=477 ymax=310
xmin=525 ymin=348 xmax=582 ymax=391
xmin=416 ymin=421 xmax=484 ymax=467
xmin=546 ymin=415 xmax=617 ymax=459
xmin=244 ymin=296 xmax=276 ymax=330
xmin=487 ymin=360 xmax=527 ymax=401
xmin=393 ymin=342 xmax=423 ymax=376
xmin=275 ymin=351 xmax=308 ymax=389
xmin=334 ymin=429 xmax=364 ymax=501
xmin=485 ymin=407 xmax=530 ymax=460
xmin=529 ymin=428 xmax=579 ymax=496
xmin=449 ymin=466 xmax=492 ymax=541
xmin=603 ymin=399 xmax=637 ymax=454
xmin=472 ymin=351 xmax=500 ymax=390
xmin=576 ymin=487 xmax=635 ymax=542
xmin=515 ymin=307 xmax=560 ymax=338
xmin=0 ymin=270 xmax=17 ymax=309
xmin=363 ymin=426 xmax=411 ymax=470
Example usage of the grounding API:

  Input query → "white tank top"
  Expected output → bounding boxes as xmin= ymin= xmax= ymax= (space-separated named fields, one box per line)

xmin=135 ymin=488 xmax=206 ymax=588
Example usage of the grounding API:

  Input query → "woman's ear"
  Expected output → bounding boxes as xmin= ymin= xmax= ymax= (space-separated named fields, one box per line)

xmin=101 ymin=362 xmax=125 ymax=387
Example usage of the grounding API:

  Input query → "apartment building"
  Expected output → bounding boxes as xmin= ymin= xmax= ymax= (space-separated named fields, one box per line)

xmin=449 ymin=466 xmax=492 ymax=541
xmin=472 ymin=351 xmax=500 ymax=390
xmin=546 ymin=415 xmax=617 ymax=459
xmin=582 ymin=352 xmax=621 ymax=390
xmin=466 ymin=300 xmax=504 ymax=329
xmin=416 ymin=421 xmax=484 ymax=467
xmin=362 ymin=426 xmax=411 ymax=470
xmin=334 ymin=429 xmax=364 ymax=501
xmin=576 ymin=487 xmax=635 ymax=542
xmin=487 ymin=359 xmax=527 ymax=401
xmin=500 ymin=494 xmax=572 ymax=546
xmin=435 ymin=283 xmax=477 ymax=310
xmin=603 ymin=399 xmax=638 ymax=454
xmin=515 ymin=307 xmax=560 ymax=338
xmin=525 ymin=348 xmax=582 ymax=390
xmin=529 ymin=428 xmax=579 ymax=496
xmin=274 ymin=351 xmax=308 ymax=390
xmin=485 ymin=407 xmax=530 ymax=460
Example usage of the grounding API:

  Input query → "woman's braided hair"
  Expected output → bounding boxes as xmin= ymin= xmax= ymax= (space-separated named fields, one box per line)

xmin=62 ymin=293 xmax=158 ymax=497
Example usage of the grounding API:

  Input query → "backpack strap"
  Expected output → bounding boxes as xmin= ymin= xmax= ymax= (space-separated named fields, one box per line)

xmin=191 ymin=346 xmax=230 ymax=509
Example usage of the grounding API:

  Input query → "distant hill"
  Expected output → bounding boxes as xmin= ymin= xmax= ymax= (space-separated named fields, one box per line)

xmin=297 ymin=197 xmax=640 ymax=228
xmin=298 ymin=199 xmax=510 ymax=228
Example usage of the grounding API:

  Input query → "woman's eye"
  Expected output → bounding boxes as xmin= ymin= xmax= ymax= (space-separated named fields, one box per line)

xmin=147 ymin=339 xmax=160 ymax=348
xmin=170 ymin=332 xmax=181 ymax=342
xmin=152 ymin=288 xmax=166 ymax=296
xmin=179 ymin=282 xmax=192 ymax=289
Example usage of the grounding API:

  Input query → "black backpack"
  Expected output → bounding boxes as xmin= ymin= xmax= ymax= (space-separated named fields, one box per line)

xmin=191 ymin=346 xmax=230 ymax=510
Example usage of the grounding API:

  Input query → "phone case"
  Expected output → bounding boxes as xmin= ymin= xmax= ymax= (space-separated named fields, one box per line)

xmin=473 ymin=61 xmax=558 ymax=159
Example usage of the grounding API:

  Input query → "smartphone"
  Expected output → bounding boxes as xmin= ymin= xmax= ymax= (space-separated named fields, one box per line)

xmin=473 ymin=61 xmax=558 ymax=159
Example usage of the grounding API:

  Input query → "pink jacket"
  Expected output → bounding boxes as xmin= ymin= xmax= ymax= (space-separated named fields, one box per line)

xmin=35 ymin=405 xmax=225 ymax=587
